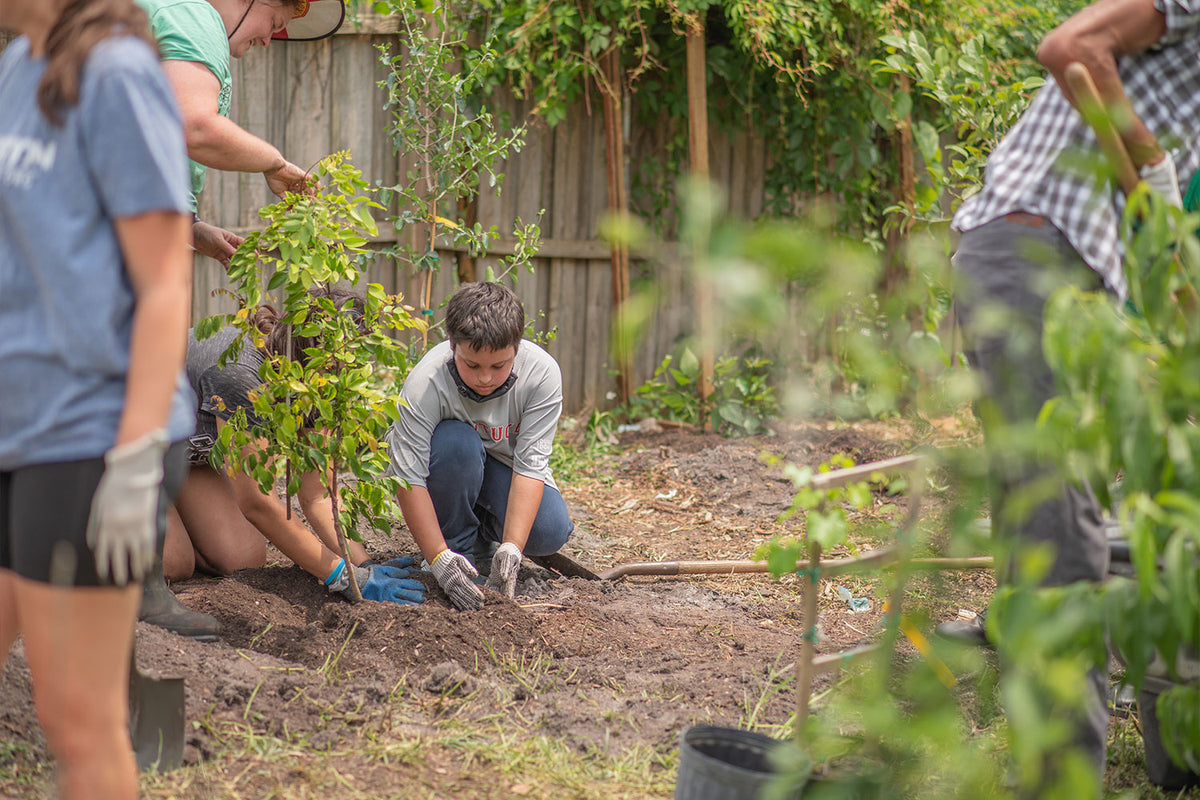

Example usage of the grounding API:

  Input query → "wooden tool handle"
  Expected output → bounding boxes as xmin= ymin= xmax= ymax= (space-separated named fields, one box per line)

xmin=1063 ymin=61 xmax=1141 ymax=196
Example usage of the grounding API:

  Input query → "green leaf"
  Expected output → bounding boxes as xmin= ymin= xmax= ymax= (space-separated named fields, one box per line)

xmin=807 ymin=508 xmax=848 ymax=550
xmin=678 ymin=347 xmax=699 ymax=379
xmin=913 ymin=120 xmax=940 ymax=163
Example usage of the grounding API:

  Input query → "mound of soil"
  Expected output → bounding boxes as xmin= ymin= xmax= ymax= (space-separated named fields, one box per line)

xmin=0 ymin=419 xmax=990 ymax=797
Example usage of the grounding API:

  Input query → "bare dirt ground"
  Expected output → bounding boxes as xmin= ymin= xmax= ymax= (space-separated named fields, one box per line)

xmin=1 ymin=415 xmax=1007 ymax=799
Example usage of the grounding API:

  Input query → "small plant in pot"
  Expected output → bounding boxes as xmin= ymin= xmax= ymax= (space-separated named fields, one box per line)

xmin=675 ymin=446 xmax=1010 ymax=799
xmin=659 ymin=182 xmax=1008 ymax=798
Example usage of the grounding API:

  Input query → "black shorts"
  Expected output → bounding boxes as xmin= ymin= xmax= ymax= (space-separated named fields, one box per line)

xmin=0 ymin=440 xmax=187 ymax=587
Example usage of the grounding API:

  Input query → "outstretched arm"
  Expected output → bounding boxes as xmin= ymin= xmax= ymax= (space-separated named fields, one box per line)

xmin=161 ymin=59 xmax=311 ymax=195
xmin=396 ymin=485 xmax=450 ymax=564
xmin=191 ymin=220 xmax=243 ymax=269
xmin=397 ymin=484 xmax=484 ymax=610
xmin=222 ymin=434 xmax=423 ymax=604
xmin=226 ymin=439 xmax=342 ymax=582
xmin=500 ymin=473 xmax=544 ymax=551
xmin=298 ymin=466 xmax=369 ymax=565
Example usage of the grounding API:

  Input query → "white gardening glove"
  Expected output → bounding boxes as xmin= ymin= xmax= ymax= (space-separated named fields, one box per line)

xmin=1140 ymin=153 xmax=1183 ymax=208
xmin=86 ymin=430 xmax=168 ymax=586
xmin=430 ymin=550 xmax=484 ymax=610
xmin=484 ymin=542 xmax=522 ymax=598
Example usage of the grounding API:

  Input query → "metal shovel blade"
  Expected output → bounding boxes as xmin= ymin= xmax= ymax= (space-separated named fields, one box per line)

xmin=527 ymin=551 xmax=602 ymax=580
xmin=128 ymin=643 xmax=185 ymax=771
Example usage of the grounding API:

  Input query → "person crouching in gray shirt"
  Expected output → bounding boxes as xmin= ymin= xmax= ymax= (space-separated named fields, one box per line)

xmin=387 ymin=282 xmax=574 ymax=610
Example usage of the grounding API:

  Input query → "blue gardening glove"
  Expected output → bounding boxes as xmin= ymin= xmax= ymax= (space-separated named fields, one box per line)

xmin=355 ymin=564 xmax=426 ymax=604
xmin=359 ymin=556 xmax=420 ymax=572
xmin=484 ymin=542 xmax=522 ymax=598
xmin=430 ymin=550 xmax=485 ymax=610
xmin=324 ymin=559 xmax=425 ymax=605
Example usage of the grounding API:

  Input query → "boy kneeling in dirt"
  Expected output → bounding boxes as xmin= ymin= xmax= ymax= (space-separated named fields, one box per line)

xmin=387 ymin=282 xmax=574 ymax=610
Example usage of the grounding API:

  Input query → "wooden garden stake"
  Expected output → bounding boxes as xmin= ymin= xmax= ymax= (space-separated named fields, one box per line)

xmin=602 ymin=48 xmax=633 ymax=405
xmin=328 ymin=442 xmax=362 ymax=603
xmin=795 ymin=540 xmax=821 ymax=744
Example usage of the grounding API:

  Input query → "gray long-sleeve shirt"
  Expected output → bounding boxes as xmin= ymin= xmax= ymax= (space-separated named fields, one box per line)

xmin=385 ymin=339 xmax=563 ymax=490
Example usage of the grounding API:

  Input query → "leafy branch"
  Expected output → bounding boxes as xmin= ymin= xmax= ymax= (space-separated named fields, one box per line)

xmin=198 ymin=152 xmax=424 ymax=601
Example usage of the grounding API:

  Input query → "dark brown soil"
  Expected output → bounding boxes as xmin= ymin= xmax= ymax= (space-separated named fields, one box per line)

xmin=0 ymin=417 xmax=992 ymax=798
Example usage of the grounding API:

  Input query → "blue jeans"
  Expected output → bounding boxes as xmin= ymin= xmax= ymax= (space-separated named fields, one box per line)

xmin=426 ymin=420 xmax=573 ymax=558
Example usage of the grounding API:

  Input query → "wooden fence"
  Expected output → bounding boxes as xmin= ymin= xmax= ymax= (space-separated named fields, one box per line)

xmin=195 ymin=19 xmax=770 ymax=413
xmin=0 ymin=21 xmax=770 ymax=414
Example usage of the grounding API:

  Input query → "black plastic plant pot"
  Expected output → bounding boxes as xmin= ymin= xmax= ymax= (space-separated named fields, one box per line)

xmin=675 ymin=725 xmax=781 ymax=800
xmin=1138 ymin=676 xmax=1200 ymax=789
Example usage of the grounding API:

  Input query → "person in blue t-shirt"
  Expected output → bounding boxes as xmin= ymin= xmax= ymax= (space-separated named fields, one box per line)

xmin=0 ymin=1 xmax=193 ymax=797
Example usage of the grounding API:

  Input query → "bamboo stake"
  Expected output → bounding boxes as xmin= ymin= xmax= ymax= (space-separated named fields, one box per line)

xmin=795 ymin=541 xmax=821 ymax=743
xmin=597 ymin=554 xmax=993 ymax=581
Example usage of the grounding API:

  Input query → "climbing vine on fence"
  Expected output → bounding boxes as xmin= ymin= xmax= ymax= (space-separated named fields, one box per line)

xmin=468 ymin=0 xmax=1078 ymax=243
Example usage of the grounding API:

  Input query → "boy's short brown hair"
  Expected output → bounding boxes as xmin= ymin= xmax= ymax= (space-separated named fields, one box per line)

xmin=445 ymin=282 xmax=525 ymax=352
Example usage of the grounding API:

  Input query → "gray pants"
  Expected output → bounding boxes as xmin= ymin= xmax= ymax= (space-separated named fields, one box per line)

xmin=953 ymin=217 xmax=1109 ymax=783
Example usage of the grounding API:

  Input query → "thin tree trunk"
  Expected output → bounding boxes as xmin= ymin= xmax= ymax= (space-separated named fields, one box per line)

xmin=881 ymin=73 xmax=915 ymax=297
xmin=601 ymin=48 xmax=632 ymax=405
xmin=329 ymin=444 xmax=362 ymax=602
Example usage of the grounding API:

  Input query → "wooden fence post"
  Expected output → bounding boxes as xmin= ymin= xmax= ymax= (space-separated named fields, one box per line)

xmin=686 ymin=18 xmax=714 ymax=430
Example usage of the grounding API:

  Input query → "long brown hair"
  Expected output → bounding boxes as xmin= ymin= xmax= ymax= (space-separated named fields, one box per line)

xmin=38 ymin=0 xmax=156 ymax=125
xmin=254 ymin=286 xmax=367 ymax=364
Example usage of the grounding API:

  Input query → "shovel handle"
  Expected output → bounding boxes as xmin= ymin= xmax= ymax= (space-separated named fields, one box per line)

xmin=1063 ymin=61 xmax=1141 ymax=196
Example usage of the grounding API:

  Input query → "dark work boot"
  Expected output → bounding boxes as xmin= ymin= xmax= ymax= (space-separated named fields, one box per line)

xmin=138 ymin=558 xmax=220 ymax=642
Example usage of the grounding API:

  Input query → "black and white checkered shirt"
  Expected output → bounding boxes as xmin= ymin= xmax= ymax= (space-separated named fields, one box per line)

xmin=953 ymin=0 xmax=1200 ymax=300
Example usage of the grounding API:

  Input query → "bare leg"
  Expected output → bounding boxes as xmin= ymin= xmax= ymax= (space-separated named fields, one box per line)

xmin=0 ymin=569 xmax=17 ymax=665
xmin=162 ymin=506 xmax=195 ymax=581
xmin=19 ymin=576 xmax=140 ymax=800
xmin=173 ymin=466 xmax=266 ymax=575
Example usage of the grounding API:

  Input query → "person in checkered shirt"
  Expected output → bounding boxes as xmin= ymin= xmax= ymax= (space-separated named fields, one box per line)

xmin=948 ymin=0 xmax=1200 ymax=791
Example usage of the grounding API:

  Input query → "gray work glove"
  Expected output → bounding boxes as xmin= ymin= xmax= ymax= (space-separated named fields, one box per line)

xmin=430 ymin=549 xmax=484 ymax=611
xmin=1140 ymin=153 xmax=1183 ymax=208
xmin=86 ymin=430 xmax=168 ymax=586
xmin=484 ymin=542 xmax=522 ymax=598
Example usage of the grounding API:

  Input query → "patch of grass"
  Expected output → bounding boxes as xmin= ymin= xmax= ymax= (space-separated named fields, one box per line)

xmin=138 ymin=700 xmax=678 ymax=800
xmin=740 ymin=653 xmax=795 ymax=737
xmin=549 ymin=412 xmax=621 ymax=485
xmin=0 ymin=737 xmax=50 ymax=795
xmin=1105 ymin=712 xmax=1200 ymax=798
xmin=317 ymin=621 xmax=359 ymax=686
xmin=484 ymin=642 xmax=570 ymax=697
xmin=940 ymin=656 xmax=1200 ymax=799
